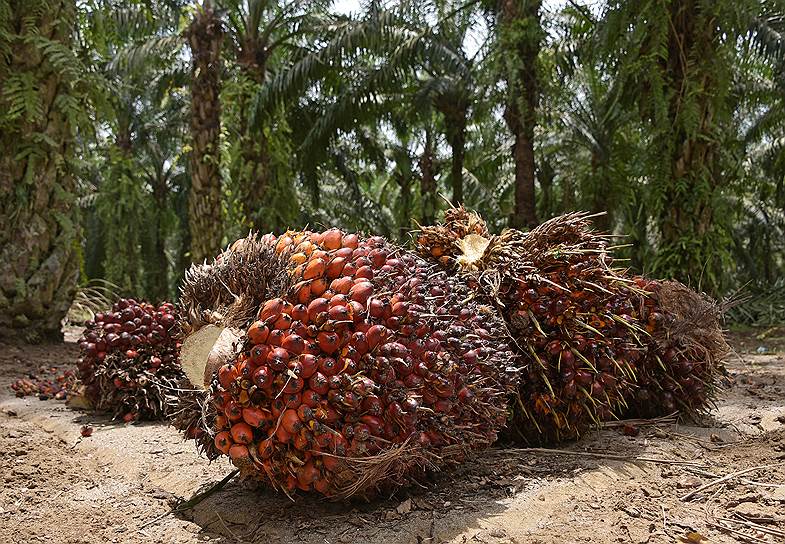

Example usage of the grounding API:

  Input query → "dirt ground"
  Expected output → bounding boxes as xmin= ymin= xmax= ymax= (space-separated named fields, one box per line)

xmin=1 ymin=328 xmax=784 ymax=544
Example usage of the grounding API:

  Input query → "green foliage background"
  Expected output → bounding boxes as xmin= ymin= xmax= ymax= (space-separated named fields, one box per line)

xmin=5 ymin=0 xmax=785 ymax=327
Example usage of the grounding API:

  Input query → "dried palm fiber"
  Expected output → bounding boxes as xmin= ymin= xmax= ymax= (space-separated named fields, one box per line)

xmin=74 ymin=299 xmax=183 ymax=421
xmin=416 ymin=208 xmax=729 ymax=443
xmin=175 ymin=228 xmax=518 ymax=498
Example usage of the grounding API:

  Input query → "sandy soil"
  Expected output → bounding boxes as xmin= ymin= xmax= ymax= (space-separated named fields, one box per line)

xmin=1 ymin=329 xmax=783 ymax=544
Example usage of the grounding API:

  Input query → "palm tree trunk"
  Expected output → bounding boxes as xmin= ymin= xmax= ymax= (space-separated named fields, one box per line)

xmin=235 ymin=37 xmax=273 ymax=232
xmin=419 ymin=128 xmax=436 ymax=225
xmin=500 ymin=0 xmax=542 ymax=230
xmin=448 ymin=125 xmax=466 ymax=206
xmin=657 ymin=0 xmax=722 ymax=291
xmin=187 ymin=2 xmax=224 ymax=263
xmin=0 ymin=0 xmax=81 ymax=341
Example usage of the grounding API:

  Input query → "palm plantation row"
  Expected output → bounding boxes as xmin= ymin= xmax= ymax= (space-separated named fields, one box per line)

xmin=1 ymin=0 xmax=784 ymax=340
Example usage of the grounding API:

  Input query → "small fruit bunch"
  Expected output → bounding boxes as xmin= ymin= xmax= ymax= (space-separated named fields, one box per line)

xmin=76 ymin=298 xmax=183 ymax=421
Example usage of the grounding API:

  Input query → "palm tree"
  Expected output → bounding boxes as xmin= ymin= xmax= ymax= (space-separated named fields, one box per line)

xmin=0 ymin=0 xmax=90 ymax=340
xmin=220 ymin=0 xmax=329 ymax=233
xmin=598 ymin=0 xmax=775 ymax=293
xmin=495 ymin=0 xmax=544 ymax=229
xmin=186 ymin=1 xmax=224 ymax=263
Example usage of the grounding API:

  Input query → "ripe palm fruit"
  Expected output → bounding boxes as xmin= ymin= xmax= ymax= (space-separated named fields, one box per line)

xmin=417 ymin=208 xmax=728 ymax=443
xmin=74 ymin=299 xmax=183 ymax=421
xmin=181 ymin=229 xmax=518 ymax=499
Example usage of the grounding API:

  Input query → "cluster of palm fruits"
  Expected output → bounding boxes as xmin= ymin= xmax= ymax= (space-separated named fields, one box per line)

xmin=416 ymin=209 xmax=728 ymax=443
xmin=628 ymin=277 xmax=728 ymax=418
xmin=76 ymin=298 xmax=184 ymax=421
xmin=11 ymin=366 xmax=74 ymax=400
xmin=180 ymin=229 xmax=518 ymax=498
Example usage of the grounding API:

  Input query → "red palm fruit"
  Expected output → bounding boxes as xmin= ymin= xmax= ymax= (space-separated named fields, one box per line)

xmin=342 ymin=262 xmax=357 ymax=276
xmin=247 ymin=321 xmax=270 ymax=344
xmin=275 ymin=425 xmax=293 ymax=444
xmin=257 ymin=437 xmax=274 ymax=459
xmin=321 ymin=453 xmax=340 ymax=472
xmin=392 ymin=301 xmax=410 ymax=317
xmin=353 ymin=424 xmax=371 ymax=442
xmin=309 ymin=372 xmax=329 ymax=395
xmin=348 ymin=301 xmax=364 ymax=320
xmin=260 ymin=298 xmax=287 ymax=321
xmin=214 ymin=431 xmax=232 ymax=454
xmin=293 ymin=431 xmax=310 ymax=452
xmin=342 ymin=233 xmax=359 ymax=249
xmin=328 ymin=305 xmax=350 ymax=321
xmin=366 ymin=324 xmax=386 ymax=350
xmin=267 ymin=329 xmax=285 ymax=346
xmin=351 ymin=332 xmax=369 ymax=355
xmin=326 ymin=257 xmax=346 ymax=279
xmin=313 ymin=478 xmax=330 ymax=494
xmin=214 ymin=414 xmax=229 ymax=430
xmin=310 ymin=277 xmax=328 ymax=297
xmin=267 ymin=347 xmax=290 ymax=371
xmin=359 ymin=415 xmax=384 ymax=436
xmin=330 ymin=277 xmax=352 ymax=294
xmin=229 ymin=444 xmax=250 ymax=465
xmin=328 ymin=294 xmax=348 ymax=307
xmin=369 ymin=249 xmax=386 ymax=267
xmin=318 ymin=357 xmax=338 ymax=376
xmin=355 ymin=266 xmax=373 ymax=280
xmin=252 ymin=366 xmax=271 ymax=389
xmin=282 ymin=333 xmax=305 ymax=355
xmin=281 ymin=409 xmax=302 ymax=434
xmin=218 ymin=364 xmax=236 ymax=390
xmin=317 ymin=331 xmax=340 ymax=354
xmin=368 ymin=299 xmax=384 ymax=318
xmin=322 ymin=228 xmax=343 ymax=250
xmin=302 ymin=389 xmax=321 ymax=408
xmin=303 ymin=258 xmax=327 ymax=280
xmin=290 ymin=252 xmax=308 ymax=266
xmin=294 ymin=281 xmax=312 ymax=304
xmin=282 ymin=377 xmax=304 ymax=394
xmin=225 ymin=400 xmax=243 ymax=422
xmin=361 ymin=395 xmax=383 ymax=416
xmin=249 ymin=344 xmax=270 ymax=366
xmin=242 ymin=407 xmax=268 ymax=428
xmin=273 ymin=313 xmax=293 ymax=331
xmin=291 ymin=304 xmax=308 ymax=323
xmin=349 ymin=281 xmax=373 ymax=305
xmin=230 ymin=422 xmax=254 ymax=444
xmin=282 ymin=392 xmax=302 ymax=409
xmin=307 ymin=298 xmax=329 ymax=319
xmin=275 ymin=235 xmax=293 ymax=253
xmin=315 ymin=404 xmax=339 ymax=424
xmin=297 ymin=404 xmax=314 ymax=423
xmin=298 ymin=354 xmax=318 ymax=378
xmin=334 ymin=247 xmax=354 ymax=259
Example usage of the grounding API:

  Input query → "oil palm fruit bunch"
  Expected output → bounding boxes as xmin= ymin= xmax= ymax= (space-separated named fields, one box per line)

xmin=627 ymin=278 xmax=729 ymax=418
xmin=176 ymin=229 xmax=518 ymax=499
xmin=75 ymin=298 xmax=183 ymax=421
xmin=416 ymin=209 xmax=728 ymax=443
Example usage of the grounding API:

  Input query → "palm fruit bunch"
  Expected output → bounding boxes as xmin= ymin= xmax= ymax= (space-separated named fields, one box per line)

xmin=627 ymin=278 xmax=729 ymax=418
xmin=176 ymin=229 xmax=518 ymax=499
xmin=75 ymin=298 xmax=183 ymax=421
xmin=416 ymin=208 xmax=728 ymax=443
xmin=11 ymin=366 xmax=74 ymax=400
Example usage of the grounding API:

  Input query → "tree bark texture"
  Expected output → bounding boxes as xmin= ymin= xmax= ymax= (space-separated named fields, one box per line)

xmin=0 ymin=0 xmax=81 ymax=341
